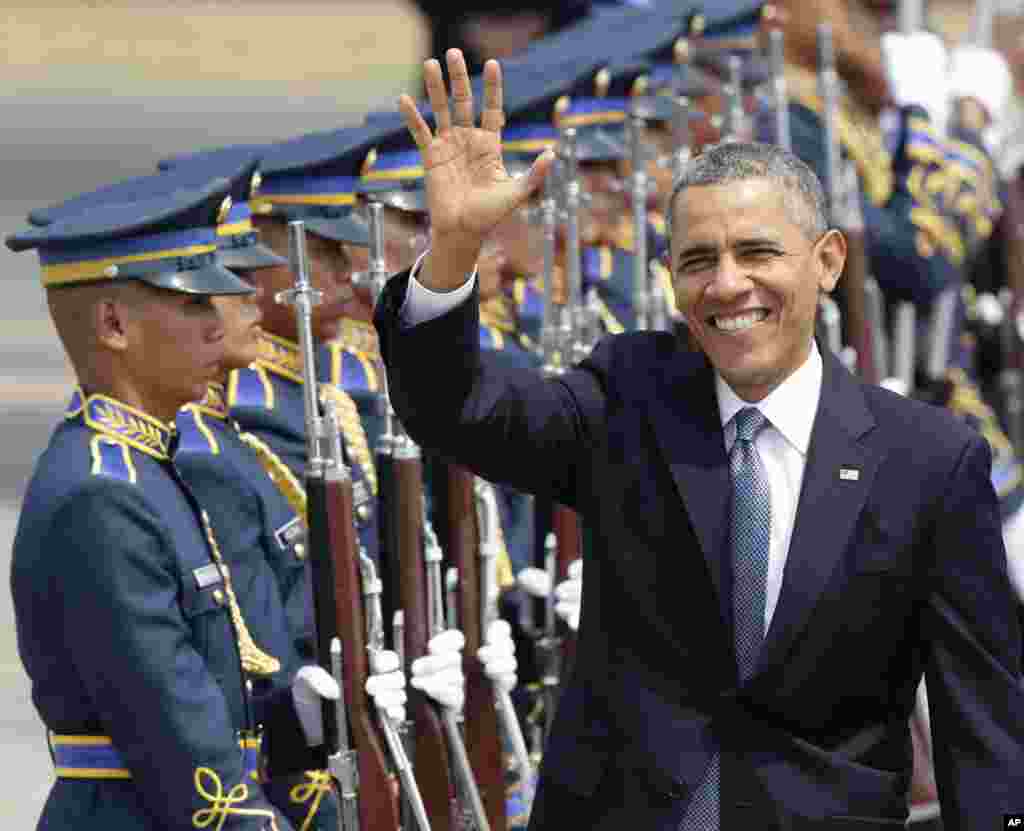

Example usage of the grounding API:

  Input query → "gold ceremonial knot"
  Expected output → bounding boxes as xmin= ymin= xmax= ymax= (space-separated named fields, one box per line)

xmin=289 ymin=770 xmax=334 ymax=831
xmin=193 ymin=767 xmax=278 ymax=831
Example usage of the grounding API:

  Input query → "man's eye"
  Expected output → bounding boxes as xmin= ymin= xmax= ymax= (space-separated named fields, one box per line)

xmin=742 ymin=248 xmax=781 ymax=259
xmin=678 ymin=257 xmax=713 ymax=273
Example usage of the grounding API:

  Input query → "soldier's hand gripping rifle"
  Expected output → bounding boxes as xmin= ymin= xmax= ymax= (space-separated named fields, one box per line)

xmin=474 ymin=479 xmax=534 ymax=804
xmin=279 ymin=220 xmax=398 ymax=831
xmin=818 ymin=23 xmax=880 ymax=383
xmin=427 ymin=479 xmax=494 ymax=831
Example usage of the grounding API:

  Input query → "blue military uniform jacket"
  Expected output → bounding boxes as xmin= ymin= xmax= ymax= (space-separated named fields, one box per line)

xmin=11 ymin=391 xmax=302 ymax=831
xmin=175 ymin=386 xmax=341 ymax=831
xmin=227 ymin=332 xmax=379 ymax=574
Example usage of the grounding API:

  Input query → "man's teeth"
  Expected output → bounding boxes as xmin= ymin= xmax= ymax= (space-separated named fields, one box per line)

xmin=712 ymin=310 xmax=768 ymax=332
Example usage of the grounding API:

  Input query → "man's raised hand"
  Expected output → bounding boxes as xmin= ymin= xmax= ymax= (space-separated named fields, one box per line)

xmin=399 ymin=49 xmax=555 ymax=291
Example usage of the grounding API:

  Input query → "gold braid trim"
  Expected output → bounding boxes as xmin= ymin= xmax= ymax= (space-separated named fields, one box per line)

xmin=236 ymin=428 xmax=308 ymax=521
xmin=199 ymin=511 xmax=281 ymax=677
xmin=288 ymin=770 xmax=334 ymax=831
xmin=193 ymin=767 xmax=279 ymax=831
xmin=319 ymin=384 xmax=377 ymax=496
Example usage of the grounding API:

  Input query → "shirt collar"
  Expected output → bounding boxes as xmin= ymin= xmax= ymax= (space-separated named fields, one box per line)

xmin=715 ymin=340 xmax=823 ymax=456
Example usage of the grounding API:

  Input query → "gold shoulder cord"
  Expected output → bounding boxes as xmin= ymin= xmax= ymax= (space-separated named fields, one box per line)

xmin=318 ymin=384 xmax=377 ymax=496
xmin=235 ymin=428 xmax=308 ymax=521
xmin=199 ymin=511 xmax=281 ymax=677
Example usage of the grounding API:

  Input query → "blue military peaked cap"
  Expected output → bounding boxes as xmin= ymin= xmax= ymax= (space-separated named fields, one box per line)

xmin=154 ymin=146 xmax=286 ymax=271
xmin=28 ymin=147 xmax=285 ymax=272
xmin=357 ymin=128 xmax=427 ymax=214
xmin=156 ymin=143 xmax=267 ymax=173
xmin=6 ymin=179 xmax=254 ymax=295
xmin=252 ymin=124 xmax=386 ymax=245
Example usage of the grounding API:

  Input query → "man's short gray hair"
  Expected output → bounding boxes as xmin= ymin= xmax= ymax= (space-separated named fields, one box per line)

xmin=665 ymin=142 xmax=829 ymax=250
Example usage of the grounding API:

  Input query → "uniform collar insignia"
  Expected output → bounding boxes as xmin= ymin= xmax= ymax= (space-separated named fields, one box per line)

xmin=193 ymin=383 xmax=229 ymax=419
xmin=82 ymin=393 xmax=173 ymax=460
xmin=65 ymin=387 xmax=85 ymax=419
xmin=254 ymin=331 xmax=304 ymax=384
xmin=327 ymin=318 xmax=380 ymax=358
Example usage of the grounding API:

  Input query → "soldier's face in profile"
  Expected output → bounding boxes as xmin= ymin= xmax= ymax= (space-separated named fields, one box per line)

xmin=250 ymin=217 xmax=356 ymax=342
xmin=381 ymin=205 xmax=430 ymax=273
xmin=670 ymin=178 xmax=842 ymax=401
xmin=118 ymin=283 xmax=227 ymax=414
xmin=580 ymin=161 xmax=626 ymax=243
xmin=212 ymin=273 xmax=264 ymax=372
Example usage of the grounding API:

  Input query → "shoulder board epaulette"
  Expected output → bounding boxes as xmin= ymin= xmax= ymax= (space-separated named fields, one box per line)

xmin=228 ymin=365 xmax=275 ymax=412
xmin=176 ymin=405 xmax=220 ymax=456
xmin=582 ymin=246 xmax=614 ymax=282
xmin=786 ymin=68 xmax=892 ymax=207
xmin=328 ymin=342 xmax=380 ymax=396
xmin=88 ymin=434 xmax=138 ymax=484
xmin=65 ymin=388 xmax=84 ymax=419
xmin=479 ymin=323 xmax=506 ymax=351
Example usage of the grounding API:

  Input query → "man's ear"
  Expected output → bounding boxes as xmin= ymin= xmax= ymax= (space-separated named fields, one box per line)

xmin=815 ymin=228 xmax=846 ymax=293
xmin=94 ymin=294 xmax=132 ymax=353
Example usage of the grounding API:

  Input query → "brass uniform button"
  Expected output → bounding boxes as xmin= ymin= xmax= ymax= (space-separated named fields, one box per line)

xmin=356 ymin=504 xmax=369 ymax=522
xmin=213 ymin=589 xmax=226 ymax=606
xmin=294 ymin=543 xmax=306 ymax=561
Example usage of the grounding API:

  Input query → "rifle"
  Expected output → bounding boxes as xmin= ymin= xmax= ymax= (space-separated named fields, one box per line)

xmin=864 ymin=277 xmax=891 ymax=382
xmin=818 ymin=23 xmax=879 ymax=383
xmin=356 ymin=198 xmax=455 ymax=829
xmin=559 ymin=128 xmax=590 ymax=362
xmin=924 ymin=287 xmax=958 ymax=389
xmin=443 ymin=467 xmax=501 ymax=831
xmin=280 ymin=219 xmax=398 ymax=831
xmin=767 ymin=28 xmax=792 ymax=152
xmin=892 ymin=301 xmax=918 ymax=396
xmin=473 ymin=480 xmax=534 ymax=796
xmin=629 ymin=110 xmax=650 ymax=332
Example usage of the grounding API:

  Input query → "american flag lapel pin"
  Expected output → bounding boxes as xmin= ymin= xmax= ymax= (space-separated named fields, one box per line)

xmin=839 ymin=467 xmax=860 ymax=482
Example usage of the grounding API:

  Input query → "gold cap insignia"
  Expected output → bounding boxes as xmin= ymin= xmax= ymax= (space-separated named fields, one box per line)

xmin=594 ymin=67 xmax=611 ymax=98
xmin=217 ymin=196 xmax=233 ymax=225
xmin=250 ymin=171 xmax=262 ymax=198
xmin=631 ymin=75 xmax=649 ymax=98
xmin=553 ymin=95 xmax=571 ymax=126
xmin=361 ymin=148 xmax=378 ymax=176
xmin=673 ymin=37 xmax=691 ymax=64
xmin=690 ymin=14 xmax=705 ymax=36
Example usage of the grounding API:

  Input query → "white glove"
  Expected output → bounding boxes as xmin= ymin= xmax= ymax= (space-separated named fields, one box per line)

xmin=880 ymin=32 xmax=950 ymax=128
xmin=364 ymin=649 xmax=407 ymax=723
xmin=477 ymin=619 xmax=518 ymax=693
xmin=948 ymin=44 xmax=1013 ymax=130
xmin=411 ymin=629 xmax=466 ymax=712
xmin=292 ymin=665 xmax=341 ymax=746
xmin=517 ymin=558 xmax=583 ymax=632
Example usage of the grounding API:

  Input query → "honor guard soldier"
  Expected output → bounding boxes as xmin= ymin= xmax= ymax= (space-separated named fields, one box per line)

xmin=6 ymin=180 xmax=342 ymax=831
xmin=220 ymin=127 xmax=383 ymax=570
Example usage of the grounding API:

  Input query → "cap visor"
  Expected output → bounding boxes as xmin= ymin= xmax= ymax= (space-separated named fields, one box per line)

xmin=304 ymin=215 xmax=370 ymax=247
xmin=373 ymin=189 xmax=427 ymax=213
xmin=577 ymin=131 xmax=626 ymax=163
xmin=140 ymin=262 xmax=255 ymax=295
xmin=218 ymin=242 xmax=287 ymax=271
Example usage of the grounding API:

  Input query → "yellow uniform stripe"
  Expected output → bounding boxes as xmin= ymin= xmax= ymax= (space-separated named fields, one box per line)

xmin=217 ymin=219 xmax=254 ymax=237
xmin=42 ymin=244 xmax=217 ymax=287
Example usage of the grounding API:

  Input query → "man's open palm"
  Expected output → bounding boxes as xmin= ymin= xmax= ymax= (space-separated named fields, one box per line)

xmin=400 ymin=50 xmax=554 ymax=256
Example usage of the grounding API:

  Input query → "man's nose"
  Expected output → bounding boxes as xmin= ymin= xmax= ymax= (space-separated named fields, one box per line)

xmin=706 ymin=254 xmax=753 ymax=300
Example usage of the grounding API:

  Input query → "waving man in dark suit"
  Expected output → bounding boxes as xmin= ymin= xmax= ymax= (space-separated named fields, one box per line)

xmin=373 ymin=49 xmax=1024 ymax=830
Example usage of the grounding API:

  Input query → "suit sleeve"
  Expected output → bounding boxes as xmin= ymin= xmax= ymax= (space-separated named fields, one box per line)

xmin=375 ymin=268 xmax=609 ymax=511
xmin=920 ymin=434 xmax=1024 ymax=827
xmin=53 ymin=481 xmax=294 ymax=831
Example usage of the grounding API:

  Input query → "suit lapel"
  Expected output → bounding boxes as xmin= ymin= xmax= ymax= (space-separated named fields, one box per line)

xmin=756 ymin=350 xmax=884 ymax=675
xmin=645 ymin=352 xmax=733 ymax=627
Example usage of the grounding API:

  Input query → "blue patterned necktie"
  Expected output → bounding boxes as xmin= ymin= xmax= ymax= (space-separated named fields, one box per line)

xmin=681 ymin=407 xmax=771 ymax=831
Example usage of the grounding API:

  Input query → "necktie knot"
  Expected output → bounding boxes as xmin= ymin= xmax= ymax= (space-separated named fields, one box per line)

xmin=733 ymin=407 xmax=767 ymax=444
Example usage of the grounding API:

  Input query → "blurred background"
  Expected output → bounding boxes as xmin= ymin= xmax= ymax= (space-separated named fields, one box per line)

xmin=0 ymin=0 xmax=1019 ymax=823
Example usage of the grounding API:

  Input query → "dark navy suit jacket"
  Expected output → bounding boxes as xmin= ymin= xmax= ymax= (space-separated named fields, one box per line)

xmin=375 ymin=270 xmax=1024 ymax=830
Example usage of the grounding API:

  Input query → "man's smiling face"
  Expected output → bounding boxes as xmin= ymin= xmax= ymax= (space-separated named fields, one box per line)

xmin=670 ymin=177 xmax=844 ymax=402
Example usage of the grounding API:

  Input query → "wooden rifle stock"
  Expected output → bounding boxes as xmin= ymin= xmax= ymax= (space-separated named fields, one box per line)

xmin=325 ymin=472 xmax=401 ymax=830
xmin=448 ymin=465 xmax=507 ymax=831
xmin=394 ymin=453 xmax=458 ymax=830
xmin=841 ymin=230 xmax=880 ymax=384
xmin=550 ymin=504 xmax=580 ymax=676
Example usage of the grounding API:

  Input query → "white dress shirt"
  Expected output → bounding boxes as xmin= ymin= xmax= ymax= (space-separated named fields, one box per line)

xmin=716 ymin=342 xmax=823 ymax=632
xmin=399 ymin=251 xmax=477 ymax=327
xmin=399 ymin=257 xmax=826 ymax=632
